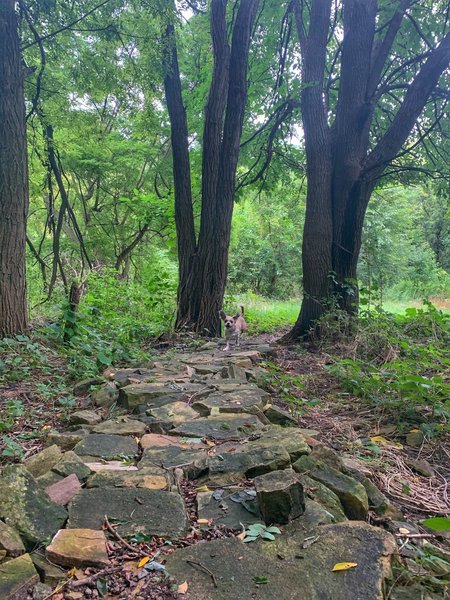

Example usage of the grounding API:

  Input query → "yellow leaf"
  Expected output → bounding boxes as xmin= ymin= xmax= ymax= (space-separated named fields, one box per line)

xmin=178 ymin=581 xmax=189 ymax=594
xmin=41 ymin=424 xmax=52 ymax=431
xmin=206 ymin=440 xmax=215 ymax=447
xmin=370 ymin=436 xmax=403 ymax=449
xmin=137 ymin=556 xmax=150 ymax=568
xmin=196 ymin=485 xmax=211 ymax=493
xmin=332 ymin=562 xmax=358 ymax=572
xmin=409 ymin=428 xmax=420 ymax=432
xmin=197 ymin=518 xmax=209 ymax=524
xmin=66 ymin=567 xmax=77 ymax=577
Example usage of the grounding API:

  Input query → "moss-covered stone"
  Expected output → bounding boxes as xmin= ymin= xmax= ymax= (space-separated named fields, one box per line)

xmin=0 ymin=521 xmax=25 ymax=558
xmin=24 ymin=445 xmax=62 ymax=478
xmin=255 ymin=469 xmax=305 ymax=524
xmin=0 ymin=553 xmax=39 ymax=600
xmin=73 ymin=433 xmax=138 ymax=460
xmin=52 ymin=451 xmax=92 ymax=481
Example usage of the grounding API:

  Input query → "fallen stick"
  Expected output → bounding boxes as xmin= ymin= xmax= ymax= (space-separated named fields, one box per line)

xmin=104 ymin=514 xmax=140 ymax=553
xmin=186 ymin=559 xmax=218 ymax=588
xmin=69 ymin=565 xmax=123 ymax=588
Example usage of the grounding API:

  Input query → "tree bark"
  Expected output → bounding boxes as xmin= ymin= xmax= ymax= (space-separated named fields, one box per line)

xmin=0 ymin=0 xmax=29 ymax=338
xmin=165 ymin=0 xmax=260 ymax=336
xmin=284 ymin=0 xmax=450 ymax=342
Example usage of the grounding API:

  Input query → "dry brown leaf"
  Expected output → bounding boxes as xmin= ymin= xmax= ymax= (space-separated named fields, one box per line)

xmin=178 ymin=581 xmax=189 ymax=594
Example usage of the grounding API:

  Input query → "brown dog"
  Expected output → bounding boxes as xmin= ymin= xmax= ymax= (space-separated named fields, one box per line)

xmin=219 ymin=305 xmax=248 ymax=351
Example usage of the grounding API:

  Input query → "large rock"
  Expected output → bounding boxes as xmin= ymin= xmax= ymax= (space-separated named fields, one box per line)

xmin=52 ymin=451 xmax=92 ymax=481
xmin=171 ymin=414 xmax=264 ymax=441
xmin=263 ymin=405 xmax=297 ymax=426
xmin=45 ymin=474 xmax=82 ymax=505
xmin=68 ymin=409 xmax=102 ymax=426
xmin=293 ymin=455 xmax=368 ymax=520
xmin=252 ymin=427 xmax=311 ymax=461
xmin=30 ymin=553 xmax=66 ymax=585
xmin=138 ymin=446 xmax=207 ymax=479
xmin=46 ymin=529 xmax=110 ymax=568
xmin=92 ymin=418 xmax=147 ymax=436
xmin=0 ymin=521 xmax=25 ymax=558
xmin=192 ymin=389 xmax=269 ymax=416
xmin=108 ymin=367 xmax=155 ymax=387
xmin=0 ymin=466 xmax=67 ymax=546
xmin=73 ymin=433 xmax=138 ymax=460
xmin=24 ymin=445 xmax=62 ymax=478
xmin=206 ymin=446 xmax=290 ymax=485
xmin=299 ymin=474 xmax=346 ymax=522
xmin=140 ymin=433 xmax=208 ymax=450
xmin=45 ymin=430 xmax=87 ymax=451
xmin=91 ymin=382 xmax=119 ymax=407
xmin=67 ymin=488 xmax=187 ymax=538
xmin=86 ymin=466 xmax=170 ymax=490
xmin=146 ymin=402 xmax=199 ymax=426
xmin=0 ymin=553 xmax=39 ymax=600
xmin=197 ymin=488 xmax=259 ymax=530
xmin=255 ymin=469 xmax=305 ymax=524
xmin=120 ymin=383 xmax=208 ymax=411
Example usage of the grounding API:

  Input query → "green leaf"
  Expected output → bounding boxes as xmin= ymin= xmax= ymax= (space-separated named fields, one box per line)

xmin=96 ymin=577 xmax=107 ymax=597
xmin=261 ymin=532 xmax=275 ymax=540
xmin=254 ymin=576 xmax=268 ymax=584
xmin=421 ymin=517 xmax=450 ymax=531
xmin=243 ymin=536 xmax=258 ymax=543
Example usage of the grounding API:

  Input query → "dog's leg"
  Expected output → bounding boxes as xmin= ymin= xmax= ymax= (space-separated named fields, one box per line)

xmin=223 ymin=343 xmax=230 ymax=352
xmin=236 ymin=331 xmax=241 ymax=347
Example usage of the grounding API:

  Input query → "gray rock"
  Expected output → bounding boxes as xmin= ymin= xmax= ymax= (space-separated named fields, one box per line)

xmin=146 ymin=402 xmax=199 ymax=426
xmin=119 ymin=382 xmax=208 ymax=411
xmin=30 ymin=553 xmax=66 ymax=585
xmin=52 ymin=450 xmax=92 ymax=481
xmin=255 ymin=469 xmax=305 ymax=524
xmin=206 ymin=446 xmax=290 ymax=485
xmin=350 ymin=472 xmax=403 ymax=519
xmin=138 ymin=445 xmax=207 ymax=479
xmin=73 ymin=433 xmax=138 ymax=460
xmin=299 ymin=474 xmax=346 ymax=522
xmin=250 ymin=427 xmax=311 ymax=461
xmin=0 ymin=466 xmax=67 ymax=546
xmin=406 ymin=430 xmax=424 ymax=447
xmin=192 ymin=389 xmax=269 ymax=416
xmin=92 ymin=418 xmax=147 ymax=436
xmin=286 ymin=499 xmax=336 ymax=530
xmin=172 ymin=414 xmax=264 ymax=440
xmin=310 ymin=444 xmax=343 ymax=470
xmin=32 ymin=582 xmax=53 ymax=600
xmin=86 ymin=466 xmax=171 ymax=490
xmin=24 ymin=445 xmax=62 ymax=478
xmin=263 ymin=405 xmax=297 ymax=426
xmin=407 ymin=458 xmax=434 ymax=478
xmin=45 ymin=474 xmax=82 ymax=506
xmin=44 ymin=429 xmax=87 ymax=451
xmin=293 ymin=455 xmax=368 ymax=520
xmin=67 ymin=488 xmax=187 ymax=539
xmin=68 ymin=409 xmax=102 ymax=426
xmin=91 ymin=383 xmax=119 ymax=407
xmin=0 ymin=521 xmax=25 ymax=558
xmin=73 ymin=377 xmax=104 ymax=395
xmin=0 ymin=553 xmax=39 ymax=600
xmin=110 ymin=368 xmax=155 ymax=387
xmin=197 ymin=488 xmax=259 ymax=530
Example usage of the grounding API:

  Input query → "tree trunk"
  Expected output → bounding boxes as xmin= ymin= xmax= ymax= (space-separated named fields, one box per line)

xmin=0 ymin=0 xmax=29 ymax=338
xmin=165 ymin=0 xmax=260 ymax=336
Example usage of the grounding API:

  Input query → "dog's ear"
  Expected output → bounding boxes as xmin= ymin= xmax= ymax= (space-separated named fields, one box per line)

xmin=219 ymin=310 xmax=226 ymax=320
xmin=233 ymin=311 xmax=241 ymax=320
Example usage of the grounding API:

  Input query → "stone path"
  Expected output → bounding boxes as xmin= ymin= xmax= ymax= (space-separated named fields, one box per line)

xmin=0 ymin=342 xmax=441 ymax=599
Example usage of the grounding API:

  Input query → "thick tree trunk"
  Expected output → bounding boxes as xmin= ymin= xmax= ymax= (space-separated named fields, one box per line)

xmin=166 ymin=0 xmax=260 ymax=336
xmin=0 ymin=1 xmax=29 ymax=338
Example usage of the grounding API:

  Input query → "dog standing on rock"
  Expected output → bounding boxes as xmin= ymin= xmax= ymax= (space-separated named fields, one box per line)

xmin=219 ymin=305 xmax=248 ymax=351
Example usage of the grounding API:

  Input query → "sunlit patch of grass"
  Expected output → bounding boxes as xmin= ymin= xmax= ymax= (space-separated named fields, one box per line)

xmin=232 ymin=295 xmax=300 ymax=333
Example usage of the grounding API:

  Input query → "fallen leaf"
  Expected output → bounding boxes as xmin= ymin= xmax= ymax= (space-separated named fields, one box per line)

xmin=197 ymin=518 xmax=209 ymax=524
xmin=332 ymin=562 xmax=358 ymax=572
xmin=398 ymin=527 xmax=411 ymax=535
xmin=177 ymin=581 xmax=189 ymax=594
xmin=196 ymin=485 xmax=211 ymax=493
xmin=66 ymin=567 xmax=77 ymax=577
xmin=237 ymin=532 xmax=246 ymax=540
xmin=138 ymin=556 xmax=150 ymax=568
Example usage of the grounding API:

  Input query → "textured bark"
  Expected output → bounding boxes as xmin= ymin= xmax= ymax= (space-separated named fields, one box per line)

xmin=0 ymin=0 xmax=29 ymax=337
xmin=284 ymin=0 xmax=450 ymax=341
xmin=165 ymin=0 xmax=260 ymax=336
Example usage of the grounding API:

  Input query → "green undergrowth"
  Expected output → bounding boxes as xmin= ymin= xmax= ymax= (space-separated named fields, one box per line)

xmin=320 ymin=302 xmax=450 ymax=437
xmin=225 ymin=293 xmax=299 ymax=333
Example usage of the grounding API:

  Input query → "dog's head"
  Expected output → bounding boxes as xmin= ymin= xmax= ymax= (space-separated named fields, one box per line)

xmin=219 ymin=309 xmax=241 ymax=331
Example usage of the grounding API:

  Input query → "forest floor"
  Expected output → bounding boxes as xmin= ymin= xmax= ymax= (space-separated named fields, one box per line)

xmin=0 ymin=329 xmax=449 ymax=599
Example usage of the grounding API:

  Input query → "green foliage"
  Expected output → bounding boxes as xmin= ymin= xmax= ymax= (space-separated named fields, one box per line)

xmin=325 ymin=303 xmax=450 ymax=433
xmin=243 ymin=523 xmax=281 ymax=543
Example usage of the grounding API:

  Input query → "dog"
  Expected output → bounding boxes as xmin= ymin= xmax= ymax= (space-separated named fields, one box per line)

xmin=219 ymin=305 xmax=248 ymax=351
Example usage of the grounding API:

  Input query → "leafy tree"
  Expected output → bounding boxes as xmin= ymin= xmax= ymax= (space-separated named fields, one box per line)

xmin=283 ymin=0 xmax=450 ymax=341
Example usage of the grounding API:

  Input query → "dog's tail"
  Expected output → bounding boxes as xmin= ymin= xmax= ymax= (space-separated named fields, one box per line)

xmin=240 ymin=305 xmax=245 ymax=316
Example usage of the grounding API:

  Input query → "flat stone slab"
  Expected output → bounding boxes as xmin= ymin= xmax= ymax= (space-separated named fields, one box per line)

xmin=68 ymin=488 xmax=187 ymax=539
xmin=147 ymin=402 xmax=199 ymax=426
xmin=45 ymin=430 xmax=87 ymax=451
xmin=73 ymin=433 xmax=138 ymax=460
xmin=86 ymin=467 xmax=170 ymax=490
xmin=24 ymin=445 xmax=62 ymax=478
xmin=30 ymin=553 xmax=66 ymax=585
xmin=0 ymin=520 xmax=25 ymax=558
xmin=264 ymin=405 xmax=297 ymax=426
xmin=120 ymin=383 xmax=209 ymax=411
xmin=92 ymin=418 xmax=147 ymax=436
xmin=252 ymin=427 xmax=311 ymax=461
xmin=299 ymin=474 xmax=346 ymax=522
xmin=46 ymin=528 xmax=110 ymax=568
xmin=140 ymin=433 xmax=208 ymax=450
xmin=139 ymin=446 xmax=207 ymax=479
xmin=109 ymin=368 xmax=156 ymax=386
xmin=68 ymin=410 xmax=102 ymax=426
xmin=46 ymin=474 xmax=82 ymax=505
xmin=197 ymin=488 xmax=260 ymax=529
xmin=171 ymin=414 xmax=264 ymax=441
xmin=0 ymin=553 xmax=39 ymax=600
xmin=0 ymin=465 xmax=67 ymax=546
xmin=52 ymin=451 xmax=92 ymax=481
xmin=192 ymin=389 xmax=269 ymax=416
xmin=83 ymin=461 xmax=139 ymax=473
xmin=206 ymin=446 xmax=290 ymax=485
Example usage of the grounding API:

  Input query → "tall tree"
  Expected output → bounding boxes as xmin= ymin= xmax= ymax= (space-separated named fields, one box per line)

xmin=0 ymin=0 xmax=29 ymax=337
xmin=164 ymin=0 xmax=260 ymax=336
xmin=284 ymin=0 xmax=450 ymax=341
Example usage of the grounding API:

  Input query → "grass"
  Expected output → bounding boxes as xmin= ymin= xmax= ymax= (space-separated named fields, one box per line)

xmin=235 ymin=295 xmax=300 ymax=333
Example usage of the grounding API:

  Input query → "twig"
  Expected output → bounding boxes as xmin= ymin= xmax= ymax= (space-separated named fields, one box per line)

xmin=186 ymin=559 xmax=219 ymax=588
xmin=395 ymin=533 xmax=436 ymax=539
xmin=69 ymin=565 xmax=123 ymax=589
xmin=104 ymin=514 xmax=139 ymax=553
